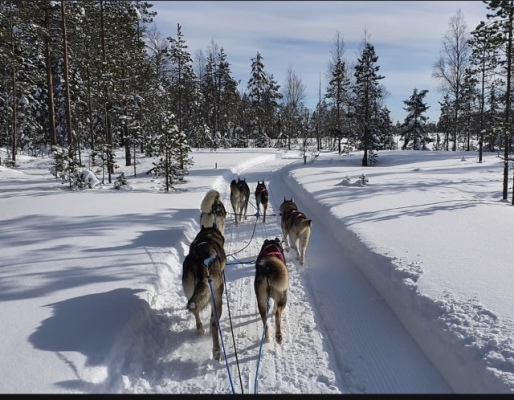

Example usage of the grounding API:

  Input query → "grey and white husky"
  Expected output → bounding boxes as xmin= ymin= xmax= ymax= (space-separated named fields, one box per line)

xmin=279 ymin=197 xmax=312 ymax=266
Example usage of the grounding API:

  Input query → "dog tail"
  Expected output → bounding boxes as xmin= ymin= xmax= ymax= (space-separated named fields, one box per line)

xmin=187 ymin=278 xmax=211 ymax=313
xmin=200 ymin=189 xmax=220 ymax=213
xmin=256 ymin=257 xmax=289 ymax=292
xmin=299 ymin=218 xmax=312 ymax=230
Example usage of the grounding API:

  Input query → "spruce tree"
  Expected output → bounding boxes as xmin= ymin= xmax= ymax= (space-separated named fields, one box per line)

xmin=353 ymin=41 xmax=385 ymax=166
xmin=401 ymin=89 xmax=430 ymax=150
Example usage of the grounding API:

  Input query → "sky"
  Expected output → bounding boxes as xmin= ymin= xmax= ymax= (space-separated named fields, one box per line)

xmin=148 ymin=1 xmax=490 ymax=125
xmin=1 ymin=143 xmax=514 ymax=394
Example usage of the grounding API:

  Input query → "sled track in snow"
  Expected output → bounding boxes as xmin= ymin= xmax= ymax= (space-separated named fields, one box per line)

xmin=209 ymin=167 xmax=338 ymax=394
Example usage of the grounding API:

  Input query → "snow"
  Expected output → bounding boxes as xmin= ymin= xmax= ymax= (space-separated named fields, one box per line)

xmin=0 ymin=146 xmax=513 ymax=394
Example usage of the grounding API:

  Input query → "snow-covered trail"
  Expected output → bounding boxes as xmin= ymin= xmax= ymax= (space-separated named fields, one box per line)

xmin=140 ymin=152 xmax=452 ymax=394
xmin=216 ymin=156 xmax=341 ymax=394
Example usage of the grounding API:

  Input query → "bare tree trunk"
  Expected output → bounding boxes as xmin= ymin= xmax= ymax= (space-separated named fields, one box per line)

xmin=61 ymin=1 xmax=73 ymax=149
xmin=11 ymin=60 xmax=17 ymax=163
xmin=100 ymin=0 xmax=113 ymax=183
xmin=506 ymin=6 xmax=513 ymax=202
xmin=44 ymin=5 xmax=57 ymax=146
xmin=10 ymin=23 xmax=17 ymax=163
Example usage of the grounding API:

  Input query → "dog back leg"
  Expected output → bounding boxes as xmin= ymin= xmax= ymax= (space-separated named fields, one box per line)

xmin=274 ymin=293 xmax=287 ymax=344
xmin=299 ymin=227 xmax=311 ymax=266
xmin=210 ymin=282 xmax=224 ymax=361
xmin=281 ymin=224 xmax=290 ymax=252
xmin=217 ymin=217 xmax=225 ymax=235
xmin=255 ymin=282 xmax=270 ymax=343
xmin=289 ymin=230 xmax=301 ymax=262
xmin=255 ymin=197 xmax=261 ymax=219
xmin=187 ymin=279 xmax=211 ymax=334
xmin=263 ymin=203 xmax=267 ymax=223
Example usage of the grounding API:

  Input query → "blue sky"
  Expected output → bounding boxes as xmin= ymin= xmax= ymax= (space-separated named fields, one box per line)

xmin=149 ymin=1 xmax=489 ymax=124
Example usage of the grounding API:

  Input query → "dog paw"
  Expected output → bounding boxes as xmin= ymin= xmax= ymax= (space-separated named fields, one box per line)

xmin=276 ymin=333 xmax=283 ymax=344
xmin=213 ymin=347 xmax=221 ymax=361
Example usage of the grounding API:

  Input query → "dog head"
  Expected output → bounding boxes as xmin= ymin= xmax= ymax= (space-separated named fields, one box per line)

xmin=256 ymin=181 xmax=267 ymax=192
xmin=279 ymin=197 xmax=296 ymax=216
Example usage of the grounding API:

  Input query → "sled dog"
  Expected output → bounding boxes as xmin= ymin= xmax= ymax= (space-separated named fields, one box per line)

xmin=230 ymin=177 xmax=250 ymax=224
xmin=254 ymin=181 xmax=269 ymax=223
xmin=200 ymin=189 xmax=227 ymax=235
xmin=279 ymin=197 xmax=312 ymax=266
xmin=182 ymin=225 xmax=227 ymax=361
xmin=254 ymin=237 xmax=289 ymax=344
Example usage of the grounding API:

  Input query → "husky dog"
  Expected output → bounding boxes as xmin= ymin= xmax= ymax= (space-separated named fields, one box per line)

xmin=254 ymin=237 xmax=289 ymax=344
xmin=254 ymin=181 xmax=269 ymax=223
xmin=230 ymin=178 xmax=250 ymax=225
xmin=182 ymin=225 xmax=227 ymax=361
xmin=200 ymin=189 xmax=227 ymax=235
xmin=279 ymin=197 xmax=312 ymax=266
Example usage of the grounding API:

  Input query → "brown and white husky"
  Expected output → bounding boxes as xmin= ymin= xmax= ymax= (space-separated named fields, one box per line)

xmin=279 ymin=197 xmax=312 ymax=266
xmin=254 ymin=237 xmax=289 ymax=344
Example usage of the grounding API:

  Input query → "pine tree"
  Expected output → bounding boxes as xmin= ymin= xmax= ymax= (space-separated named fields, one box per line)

xmin=353 ymin=40 xmax=385 ymax=166
xmin=474 ymin=0 xmax=514 ymax=202
xmin=401 ymin=89 xmax=430 ymax=150
xmin=247 ymin=51 xmax=267 ymax=141
xmin=149 ymin=110 xmax=192 ymax=192
xmin=325 ymin=31 xmax=351 ymax=154
xmin=201 ymin=43 xmax=239 ymax=149
xmin=437 ymin=94 xmax=453 ymax=151
xmin=166 ymin=23 xmax=201 ymax=164
xmin=469 ymin=20 xmax=501 ymax=161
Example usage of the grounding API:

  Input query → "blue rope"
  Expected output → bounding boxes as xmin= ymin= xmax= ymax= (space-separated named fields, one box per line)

xmin=254 ymin=297 xmax=271 ymax=394
xmin=227 ymin=253 xmax=255 ymax=266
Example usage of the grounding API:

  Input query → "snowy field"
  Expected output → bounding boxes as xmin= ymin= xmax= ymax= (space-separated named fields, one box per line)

xmin=0 ymin=146 xmax=513 ymax=394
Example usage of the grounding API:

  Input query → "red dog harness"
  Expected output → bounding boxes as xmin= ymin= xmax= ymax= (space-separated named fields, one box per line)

xmin=256 ymin=186 xmax=268 ymax=195
xmin=284 ymin=208 xmax=304 ymax=221
xmin=257 ymin=241 xmax=285 ymax=264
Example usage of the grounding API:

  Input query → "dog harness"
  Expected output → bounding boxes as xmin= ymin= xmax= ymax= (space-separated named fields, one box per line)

xmin=257 ymin=242 xmax=285 ymax=264
xmin=256 ymin=186 xmax=267 ymax=195
xmin=283 ymin=208 xmax=304 ymax=221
